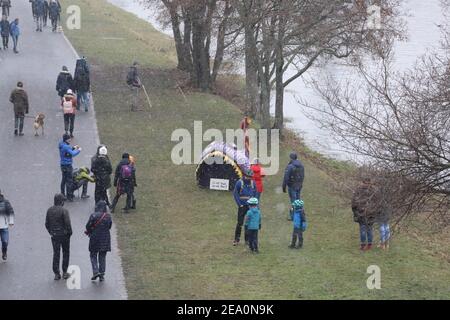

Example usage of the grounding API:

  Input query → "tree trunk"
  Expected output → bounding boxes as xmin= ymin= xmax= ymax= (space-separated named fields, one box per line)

xmin=211 ymin=0 xmax=232 ymax=86
xmin=167 ymin=3 xmax=190 ymax=71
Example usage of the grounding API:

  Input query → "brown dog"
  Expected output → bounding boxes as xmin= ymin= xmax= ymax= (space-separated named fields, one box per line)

xmin=33 ymin=113 xmax=45 ymax=136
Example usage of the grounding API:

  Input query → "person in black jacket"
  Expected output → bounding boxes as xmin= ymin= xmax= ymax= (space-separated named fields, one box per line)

xmin=0 ymin=14 xmax=10 ymax=50
xmin=85 ymin=200 xmax=112 ymax=281
xmin=110 ymin=153 xmax=137 ymax=213
xmin=91 ymin=146 xmax=112 ymax=206
xmin=56 ymin=66 xmax=74 ymax=101
xmin=48 ymin=0 xmax=59 ymax=32
xmin=0 ymin=189 xmax=15 ymax=261
xmin=45 ymin=193 xmax=72 ymax=280
xmin=1 ymin=0 xmax=11 ymax=17
xmin=74 ymin=57 xmax=91 ymax=112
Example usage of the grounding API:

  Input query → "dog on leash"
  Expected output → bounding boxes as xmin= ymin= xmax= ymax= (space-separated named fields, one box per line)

xmin=33 ymin=113 xmax=46 ymax=136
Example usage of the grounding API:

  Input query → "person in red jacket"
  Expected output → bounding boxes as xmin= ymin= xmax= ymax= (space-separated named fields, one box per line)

xmin=250 ymin=158 xmax=264 ymax=201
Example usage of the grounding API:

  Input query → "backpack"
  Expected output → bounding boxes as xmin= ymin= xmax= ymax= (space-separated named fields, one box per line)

xmin=62 ymin=100 xmax=74 ymax=114
xmin=120 ymin=164 xmax=133 ymax=180
xmin=289 ymin=166 xmax=302 ymax=184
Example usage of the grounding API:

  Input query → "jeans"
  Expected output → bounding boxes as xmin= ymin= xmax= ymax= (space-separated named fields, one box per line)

xmin=0 ymin=228 xmax=9 ymax=252
xmin=234 ymin=205 xmax=249 ymax=242
xmin=63 ymin=113 xmax=75 ymax=135
xmin=51 ymin=236 xmax=70 ymax=274
xmin=73 ymin=179 xmax=88 ymax=197
xmin=60 ymin=165 xmax=74 ymax=199
xmin=291 ymin=227 xmax=303 ymax=247
xmin=12 ymin=35 xmax=18 ymax=51
xmin=14 ymin=114 xmax=24 ymax=133
xmin=380 ymin=223 xmax=391 ymax=243
xmin=359 ymin=223 xmax=373 ymax=245
xmin=247 ymin=229 xmax=258 ymax=251
xmin=2 ymin=35 xmax=8 ymax=49
xmin=51 ymin=17 xmax=58 ymax=31
xmin=90 ymin=251 xmax=107 ymax=275
xmin=77 ymin=91 xmax=90 ymax=111
xmin=36 ymin=16 xmax=43 ymax=30
xmin=288 ymin=187 xmax=301 ymax=204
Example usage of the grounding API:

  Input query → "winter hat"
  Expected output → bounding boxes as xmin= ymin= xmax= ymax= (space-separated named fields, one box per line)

xmin=67 ymin=89 xmax=73 ymax=95
xmin=247 ymin=197 xmax=259 ymax=206
xmin=17 ymin=81 xmax=23 ymax=88
xmin=99 ymin=146 xmax=108 ymax=156
xmin=289 ymin=152 xmax=298 ymax=160
xmin=62 ymin=66 xmax=68 ymax=71
xmin=63 ymin=133 xmax=71 ymax=142
xmin=122 ymin=153 xmax=130 ymax=159
xmin=292 ymin=199 xmax=304 ymax=209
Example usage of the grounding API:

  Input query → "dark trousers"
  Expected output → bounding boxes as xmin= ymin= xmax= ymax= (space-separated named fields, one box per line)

xmin=51 ymin=17 xmax=57 ymax=31
xmin=12 ymin=35 xmax=18 ymax=52
xmin=2 ymin=6 xmax=9 ymax=17
xmin=73 ymin=179 xmax=88 ymax=196
xmin=51 ymin=236 xmax=70 ymax=274
xmin=63 ymin=113 xmax=75 ymax=135
xmin=14 ymin=114 xmax=24 ymax=133
xmin=247 ymin=229 xmax=259 ymax=251
xmin=111 ymin=181 xmax=133 ymax=211
xmin=291 ymin=228 xmax=303 ymax=248
xmin=234 ymin=205 xmax=249 ymax=243
xmin=60 ymin=165 xmax=74 ymax=199
xmin=95 ymin=184 xmax=110 ymax=205
xmin=2 ymin=35 xmax=8 ymax=49
xmin=90 ymin=251 xmax=107 ymax=275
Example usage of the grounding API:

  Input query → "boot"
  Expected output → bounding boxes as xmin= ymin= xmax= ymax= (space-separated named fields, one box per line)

xmin=14 ymin=129 xmax=18 ymax=136
xmin=131 ymin=199 xmax=136 ymax=210
xmin=364 ymin=244 xmax=373 ymax=251
xmin=2 ymin=248 xmax=7 ymax=261
xmin=360 ymin=244 xmax=366 ymax=251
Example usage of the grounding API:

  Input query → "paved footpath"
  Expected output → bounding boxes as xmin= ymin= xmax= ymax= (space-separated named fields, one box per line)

xmin=0 ymin=0 xmax=127 ymax=299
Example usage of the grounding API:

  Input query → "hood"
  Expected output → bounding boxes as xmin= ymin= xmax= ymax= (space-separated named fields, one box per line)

xmin=95 ymin=200 xmax=108 ymax=213
xmin=251 ymin=164 xmax=261 ymax=173
xmin=290 ymin=159 xmax=302 ymax=168
xmin=59 ymin=140 xmax=68 ymax=148
xmin=119 ymin=158 xmax=130 ymax=166
xmin=54 ymin=194 xmax=65 ymax=206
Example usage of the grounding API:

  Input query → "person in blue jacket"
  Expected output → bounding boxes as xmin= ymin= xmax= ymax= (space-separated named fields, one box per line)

xmin=59 ymin=133 xmax=81 ymax=202
xmin=233 ymin=170 xmax=257 ymax=246
xmin=282 ymin=152 xmax=305 ymax=219
xmin=9 ymin=17 xmax=19 ymax=53
xmin=289 ymin=199 xmax=307 ymax=249
xmin=245 ymin=197 xmax=261 ymax=253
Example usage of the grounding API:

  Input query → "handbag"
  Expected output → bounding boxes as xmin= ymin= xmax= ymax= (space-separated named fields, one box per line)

xmin=84 ymin=212 xmax=107 ymax=236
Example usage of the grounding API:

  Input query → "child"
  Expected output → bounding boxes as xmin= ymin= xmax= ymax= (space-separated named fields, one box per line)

xmin=72 ymin=166 xmax=95 ymax=199
xmin=289 ymin=199 xmax=307 ymax=249
xmin=244 ymin=197 xmax=261 ymax=253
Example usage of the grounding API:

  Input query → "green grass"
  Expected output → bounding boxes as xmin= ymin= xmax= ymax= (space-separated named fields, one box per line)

xmin=62 ymin=0 xmax=450 ymax=299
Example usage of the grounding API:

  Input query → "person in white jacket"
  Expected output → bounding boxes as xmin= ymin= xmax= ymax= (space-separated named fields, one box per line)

xmin=0 ymin=189 xmax=14 ymax=261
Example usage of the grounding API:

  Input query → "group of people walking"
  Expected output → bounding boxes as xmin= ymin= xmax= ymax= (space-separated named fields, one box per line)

xmin=232 ymin=152 xmax=307 ymax=253
xmin=0 ymin=14 xmax=19 ymax=53
xmin=30 ymin=0 xmax=61 ymax=32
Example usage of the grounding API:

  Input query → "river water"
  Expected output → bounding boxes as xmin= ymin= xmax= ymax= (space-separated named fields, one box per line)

xmin=107 ymin=0 xmax=445 ymax=161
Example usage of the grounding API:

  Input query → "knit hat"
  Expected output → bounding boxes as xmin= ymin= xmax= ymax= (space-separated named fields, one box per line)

xmin=247 ymin=197 xmax=259 ymax=206
xmin=99 ymin=146 xmax=108 ymax=156
xmin=62 ymin=66 xmax=68 ymax=71
xmin=289 ymin=152 xmax=298 ymax=160
xmin=292 ymin=199 xmax=304 ymax=209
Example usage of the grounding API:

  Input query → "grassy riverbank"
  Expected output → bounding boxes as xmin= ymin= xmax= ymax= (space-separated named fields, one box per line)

xmin=61 ymin=0 xmax=450 ymax=299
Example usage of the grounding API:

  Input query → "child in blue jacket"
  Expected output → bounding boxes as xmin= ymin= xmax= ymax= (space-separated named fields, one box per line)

xmin=289 ymin=199 xmax=307 ymax=249
xmin=244 ymin=197 xmax=261 ymax=253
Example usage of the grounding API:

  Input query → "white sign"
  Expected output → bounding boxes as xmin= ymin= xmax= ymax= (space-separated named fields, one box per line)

xmin=210 ymin=178 xmax=230 ymax=191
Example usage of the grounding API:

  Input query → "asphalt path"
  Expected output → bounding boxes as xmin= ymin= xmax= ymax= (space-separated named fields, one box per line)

xmin=0 ymin=0 xmax=127 ymax=299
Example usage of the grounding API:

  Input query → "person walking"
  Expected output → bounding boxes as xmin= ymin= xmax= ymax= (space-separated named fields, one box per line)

xmin=289 ymin=200 xmax=307 ymax=249
xmin=282 ymin=152 xmax=305 ymax=220
xmin=244 ymin=197 xmax=261 ymax=253
xmin=48 ymin=0 xmax=59 ymax=32
xmin=34 ymin=0 xmax=45 ymax=32
xmin=352 ymin=178 xmax=377 ymax=251
xmin=232 ymin=170 xmax=257 ymax=246
xmin=9 ymin=17 xmax=19 ymax=53
xmin=9 ymin=81 xmax=29 ymax=136
xmin=74 ymin=57 xmax=91 ymax=112
xmin=1 ymin=0 xmax=11 ymax=18
xmin=43 ymin=0 xmax=49 ymax=27
xmin=59 ymin=133 xmax=81 ymax=202
xmin=56 ymin=66 xmax=74 ymax=102
xmin=250 ymin=158 xmax=264 ymax=201
xmin=72 ymin=167 xmax=95 ymax=199
xmin=45 ymin=194 xmax=72 ymax=280
xmin=91 ymin=146 xmax=113 ymax=206
xmin=0 ymin=189 xmax=14 ymax=261
xmin=61 ymin=89 xmax=77 ymax=138
xmin=126 ymin=61 xmax=142 ymax=111
xmin=110 ymin=153 xmax=136 ymax=213
xmin=0 ymin=15 xmax=10 ymax=50
xmin=85 ymin=200 xmax=112 ymax=282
